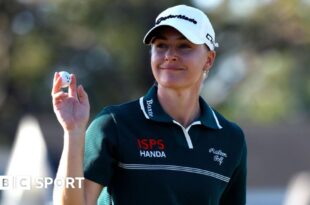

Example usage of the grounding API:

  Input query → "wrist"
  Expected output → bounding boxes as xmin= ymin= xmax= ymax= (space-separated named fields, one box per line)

xmin=63 ymin=126 xmax=86 ymax=136
xmin=63 ymin=130 xmax=85 ymax=155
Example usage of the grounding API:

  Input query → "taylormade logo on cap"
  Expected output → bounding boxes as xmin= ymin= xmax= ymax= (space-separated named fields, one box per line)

xmin=143 ymin=5 xmax=219 ymax=50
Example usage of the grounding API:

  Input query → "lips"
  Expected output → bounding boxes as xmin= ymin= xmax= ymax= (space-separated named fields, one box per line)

xmin=160 ymin=65 xmax=184 ymax=70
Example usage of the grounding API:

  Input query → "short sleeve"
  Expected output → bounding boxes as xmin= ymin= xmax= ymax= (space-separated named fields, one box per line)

xmin=83 ymin=108 xmax=118 ymax=186
xmin=220 ymin=139 xmax=247 ymax=205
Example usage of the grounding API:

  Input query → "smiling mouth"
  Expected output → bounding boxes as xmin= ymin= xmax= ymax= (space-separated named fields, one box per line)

xmin=160 ymin=66 xmax=183 ymax=71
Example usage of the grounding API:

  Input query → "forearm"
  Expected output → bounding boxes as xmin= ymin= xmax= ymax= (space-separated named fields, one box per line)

xmin=53 ymin=130 xmax=86 ymax=205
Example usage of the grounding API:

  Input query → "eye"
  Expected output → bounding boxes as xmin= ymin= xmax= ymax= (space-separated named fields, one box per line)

xmin=154 ymin=42 xmax=167 ymax=49
xmin=178 ymin=43 xmax=192 ymax=49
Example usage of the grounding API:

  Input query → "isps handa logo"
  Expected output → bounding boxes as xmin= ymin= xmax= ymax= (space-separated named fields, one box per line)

xmin=137 ymin=138 xmax=166 ymax=158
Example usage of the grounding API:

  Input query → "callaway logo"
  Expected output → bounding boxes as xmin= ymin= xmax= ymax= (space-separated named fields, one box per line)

xmin=209 ymin=148 xmax=227 ymax=165
xmin=137 ymin=138 xmax=166 ymax=158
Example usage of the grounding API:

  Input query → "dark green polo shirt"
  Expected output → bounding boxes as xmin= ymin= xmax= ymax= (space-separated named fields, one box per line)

xmin=84 ymin=85 xmax=247 ymax=205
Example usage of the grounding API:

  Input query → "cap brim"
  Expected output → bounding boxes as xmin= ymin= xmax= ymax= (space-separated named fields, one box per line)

xmin=143 ymin=23 xmax=205 ymax=45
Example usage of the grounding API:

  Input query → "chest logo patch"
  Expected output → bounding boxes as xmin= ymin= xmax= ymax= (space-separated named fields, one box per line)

xmin=137 ymin=138 xmax=166 ymax=158
xmin=209 ymin=148 xmax=227 ymax=165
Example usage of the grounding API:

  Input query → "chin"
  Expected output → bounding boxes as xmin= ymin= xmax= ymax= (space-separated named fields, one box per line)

xmin=157 ymin=80 xmax=187 ymax=90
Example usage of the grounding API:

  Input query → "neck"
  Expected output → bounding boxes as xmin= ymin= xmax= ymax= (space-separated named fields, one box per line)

xmin=157 ymin=85 xmax=201 ymax=128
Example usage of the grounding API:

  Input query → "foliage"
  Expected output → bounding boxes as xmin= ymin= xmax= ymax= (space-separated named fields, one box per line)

xmin=0 ymin=0 xmax=309 ymax=144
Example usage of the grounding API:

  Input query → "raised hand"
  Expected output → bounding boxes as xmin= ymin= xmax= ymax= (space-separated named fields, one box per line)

xmin=51 ymin=72 xmax=90 ymax=133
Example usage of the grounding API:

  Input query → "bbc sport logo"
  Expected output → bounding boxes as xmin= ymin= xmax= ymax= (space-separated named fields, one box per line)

xmin=0 ymin=175 xmax=84 ymax=190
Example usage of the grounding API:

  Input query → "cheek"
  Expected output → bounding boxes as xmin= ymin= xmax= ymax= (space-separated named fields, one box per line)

xmin=150 ymin=53 xmax=159 ymax=78
xmin=185 ymin=58 xmax=206 ymax=81
xmin=150 ymin=54 xmax=156 ymax=70
xmin=183 ymin=55 xmax=205 ymax=71
xmin=190 ymin=53 xmax=208 ymax=70
xmin=150 ymin=51 xmax=162 ymax=70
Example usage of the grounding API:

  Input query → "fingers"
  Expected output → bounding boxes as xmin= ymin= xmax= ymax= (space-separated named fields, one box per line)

xmin=52 ymin=92 xmax=68 ymax=106
xmin=77 ymin=85 xmax=89 ymax=106
xmin=51 ymin=72 xmax=62 ymax=96
xmin=68 ymin=74 xmax=78 ymax=99
xmin=52 ymin=72 xmax=77 ymax=97
xmin=51 ymin=72 xmax=86 ymax=106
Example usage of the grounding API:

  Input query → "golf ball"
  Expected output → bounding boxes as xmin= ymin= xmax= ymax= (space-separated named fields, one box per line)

xmin=59 ymin=71 xmax=71 ymax=88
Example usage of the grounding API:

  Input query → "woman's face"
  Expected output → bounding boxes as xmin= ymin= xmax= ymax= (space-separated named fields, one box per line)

xmin=150 ymin=26 xmax=215 ymax=91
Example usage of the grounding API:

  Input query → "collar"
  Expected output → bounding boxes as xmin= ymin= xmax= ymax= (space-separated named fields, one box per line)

xmin=139 ymin=85 xmax=223 ymax=129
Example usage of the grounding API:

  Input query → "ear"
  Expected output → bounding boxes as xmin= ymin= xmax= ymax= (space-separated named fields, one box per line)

xmin=204 ymin=51 xmax=216 ymax=71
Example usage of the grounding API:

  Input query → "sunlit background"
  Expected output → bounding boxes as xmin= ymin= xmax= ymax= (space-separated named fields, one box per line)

xmin=0 ymin=0 xmax=309 ymax=204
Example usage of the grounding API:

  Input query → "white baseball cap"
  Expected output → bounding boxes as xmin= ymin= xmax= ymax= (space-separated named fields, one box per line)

xmin=143 ymin=5 xmax=219 ymax=50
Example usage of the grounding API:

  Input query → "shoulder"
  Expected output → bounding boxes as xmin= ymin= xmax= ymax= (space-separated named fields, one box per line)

xmin=212 ymin=109 xmax=246 ymax=144
xmin=86 ymin=100 xmax=140 ymax=143
xmin=212 ymin=109 xmax=247 ymax=169
xmin=213 ymin=109 xmax=244 ymax=134
xmin=91 ymin=98 xmax=142 ymax=124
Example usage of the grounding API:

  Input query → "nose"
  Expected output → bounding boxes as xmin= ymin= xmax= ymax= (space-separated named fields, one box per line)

xmin=165 ymin=48 xmax=178 ymax=61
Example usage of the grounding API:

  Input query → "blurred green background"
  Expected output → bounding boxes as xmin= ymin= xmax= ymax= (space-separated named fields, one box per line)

xmin=0 ymin=0 xmax=309 ymax=204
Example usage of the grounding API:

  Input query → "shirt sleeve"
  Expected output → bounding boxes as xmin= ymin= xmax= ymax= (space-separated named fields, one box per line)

xmin=220 ymin=140 xmax=247 ymax=205
xmin=83 ymin=108 xmax=118 ymax=186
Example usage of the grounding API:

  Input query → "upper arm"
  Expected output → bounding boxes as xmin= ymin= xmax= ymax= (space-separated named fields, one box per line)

xmin=84 ymin=110 xmax=118 ymax=186
xmin=85 ymin=179 xmax=104 ymax=205
xmin=84 ymin=110 xmax=117 ymax=205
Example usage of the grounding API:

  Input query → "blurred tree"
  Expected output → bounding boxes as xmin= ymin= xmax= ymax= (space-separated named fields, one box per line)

xmin=0 ymin=0 xmax=309 ymax=145
xmin=0 ymin=0 xmax=191 ymax=144
xmin=201 ymin=0 xmax=310 ymax=123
